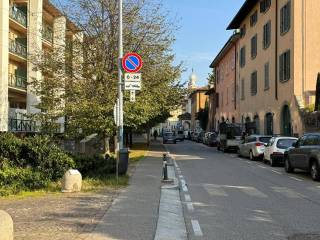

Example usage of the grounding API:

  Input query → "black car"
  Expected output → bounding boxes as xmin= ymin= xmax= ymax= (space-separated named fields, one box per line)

xmin=284 ymin=133 xmax=320 ymax=181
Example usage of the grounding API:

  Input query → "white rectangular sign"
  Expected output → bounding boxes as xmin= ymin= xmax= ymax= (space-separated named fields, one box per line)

xmin=130 ymin=90 xmax=136 ymax=102
xmin=125 ymin=73 xmax=141 ymax=82
xmin=125 ymin=81 xmax=141 ymax=90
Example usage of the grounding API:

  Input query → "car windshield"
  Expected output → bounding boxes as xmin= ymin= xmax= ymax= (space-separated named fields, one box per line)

xmin=259 ymin=137 xmax=272 ymax=144
xmin=165 ymin=133 xmax=173 ymax=137
xmin=178 ymin=131 xmax=183 ymax=134
xmin=277 ymin=139 xmax=296 ymax=149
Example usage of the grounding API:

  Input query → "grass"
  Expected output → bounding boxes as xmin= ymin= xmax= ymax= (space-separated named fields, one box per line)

xmin=129 ymin=143 xmax=149 ymax=163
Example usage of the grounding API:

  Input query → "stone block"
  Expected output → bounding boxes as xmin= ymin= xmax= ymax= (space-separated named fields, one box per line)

xmin=0 ymin=210 xmax=13 ymax=240
xmin=62 ymin=169 xmax=82 ymax=193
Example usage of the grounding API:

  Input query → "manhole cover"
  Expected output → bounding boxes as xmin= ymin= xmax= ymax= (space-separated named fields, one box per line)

xmin=288 ymin=234 xmax=320 ymax=240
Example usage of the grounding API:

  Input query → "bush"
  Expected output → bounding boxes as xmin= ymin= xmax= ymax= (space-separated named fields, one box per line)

xmin=0 ymin=133 xmax=25 ymax=167
xmin=0 ymin=166 xmax=49 ymax=196
xmin=72 ymin=154 xmax=116 ymax=178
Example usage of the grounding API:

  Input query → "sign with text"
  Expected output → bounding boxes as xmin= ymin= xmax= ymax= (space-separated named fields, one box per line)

xmin=124 ymin=81 xmax=141 ymax=90
xmin=130 ymin=90 xmax=136 ymax=102
xmin=125 ymin=73 xmax=141 ymax=82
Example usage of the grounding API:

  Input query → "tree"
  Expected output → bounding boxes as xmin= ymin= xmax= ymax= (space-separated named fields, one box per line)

xmin=29 ymin=0 xmax=184 ymax=152
xmin=315 ymin=73 xmax=320 ymax=112
xmin=207 ymin=68 xmax=216 ymax=88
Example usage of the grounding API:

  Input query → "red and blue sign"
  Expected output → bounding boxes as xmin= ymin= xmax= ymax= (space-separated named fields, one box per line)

xmin=122 ymin=53 xmax=143 ymax=73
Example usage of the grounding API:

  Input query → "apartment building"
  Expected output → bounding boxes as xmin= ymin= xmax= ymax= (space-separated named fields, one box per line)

xmin=0 ymin=0 xmax=80 ymax=133
xmin=210 ymin=32 xmax=240 ymax=130
xmin=227 ymin=0 xmax=320 ymax=136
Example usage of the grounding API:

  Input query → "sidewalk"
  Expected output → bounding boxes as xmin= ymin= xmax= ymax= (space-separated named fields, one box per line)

xmin=79 ymin=141 xmax=164 ymax=240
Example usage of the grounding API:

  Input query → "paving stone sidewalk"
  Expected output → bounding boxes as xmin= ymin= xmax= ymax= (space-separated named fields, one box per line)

xmin=0 ymin=141 xmax=164 ymax=240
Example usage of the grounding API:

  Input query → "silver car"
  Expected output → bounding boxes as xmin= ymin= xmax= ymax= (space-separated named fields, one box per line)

xmin=163 ymin=132 xmax=177 ymax=144
xmin=238 ymin=135 xmax=272 ymax=160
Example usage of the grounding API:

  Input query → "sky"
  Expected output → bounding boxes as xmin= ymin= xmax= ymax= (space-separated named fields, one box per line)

xmin=54 ymin=0 xmax=245 ymax=87
xmin=161 ymin=0 xmax=245 ymax=87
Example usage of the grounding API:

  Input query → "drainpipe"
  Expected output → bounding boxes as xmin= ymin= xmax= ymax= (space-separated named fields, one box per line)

xmin=234 ymin=41 xmax=237 ymax=111
xmin=275 ymin=0 xmax=278 ymax=100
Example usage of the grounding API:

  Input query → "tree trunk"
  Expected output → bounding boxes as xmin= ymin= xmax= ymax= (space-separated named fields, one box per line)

xmin=104 ymin=135 xmax=110 ymax=155
xmin=147 ymin=128 xmax=150 ymax=146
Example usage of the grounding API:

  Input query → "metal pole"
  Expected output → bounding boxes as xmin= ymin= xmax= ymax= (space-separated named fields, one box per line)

xmin=117 ymin=0 xmax=124 ymax=182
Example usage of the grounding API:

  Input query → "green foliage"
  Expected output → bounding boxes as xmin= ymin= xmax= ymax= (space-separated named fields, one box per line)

xmin=72 ymin=154 xmax=116 ymax=178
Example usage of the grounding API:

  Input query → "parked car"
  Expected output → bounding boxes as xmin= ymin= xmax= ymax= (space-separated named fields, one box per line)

xmin=184 ymin=131 xmax=191 ymax=140
xmin=208 ymin=132 xmax=218 ymax=147
xmin=264 ymin=137 xmax=298 ymax=166
xmin=163 ymin=132 xmax=176 ymax=144
xmin=284 ymin=133 xmax=320 ymax=181
xmin=238 ymin=135 xmax=272 ymax=160
xmin=197 ymin=131 xmax=205 ymax=143
xmin=203 ymin=132 xmax=212 ymax=145
xmin=175 ymin=130 xmax=185 ymax=141
xmin=191 ymin=131 xmax=199 ymax=141
xmin=217 ymin=122 xmax=242 ymax=152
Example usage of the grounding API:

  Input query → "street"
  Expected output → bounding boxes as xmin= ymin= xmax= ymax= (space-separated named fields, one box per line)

xmin=165 ymin=140 xmax=320 ymax=240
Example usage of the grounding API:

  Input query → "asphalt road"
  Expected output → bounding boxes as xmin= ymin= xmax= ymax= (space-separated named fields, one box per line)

xmin=165 ymin=140 xmax=320 ymax=240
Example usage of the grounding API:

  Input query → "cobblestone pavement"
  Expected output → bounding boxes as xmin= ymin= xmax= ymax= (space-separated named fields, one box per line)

xmin=0 ymin=188 xmax=119 ymax=240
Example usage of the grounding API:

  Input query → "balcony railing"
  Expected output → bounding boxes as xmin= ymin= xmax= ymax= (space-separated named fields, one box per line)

xmin=9 ymin=73 xmax=27 ymax=90
xmin=42 ymin=24 xmax=53 ymax=43
xmin=9 ymin=118 xmax=37 ymax=133
xmin=9 ymin=39 xmax=27 ymax=58
xmin=9 ymin=6 xmax=27 ymax=27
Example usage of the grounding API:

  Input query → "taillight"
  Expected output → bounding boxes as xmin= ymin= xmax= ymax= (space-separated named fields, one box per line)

xmin=255 ymin=143 xmax=264 ymax=147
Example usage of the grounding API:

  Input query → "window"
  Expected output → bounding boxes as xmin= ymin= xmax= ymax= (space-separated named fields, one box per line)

xmin=264 ymin=62 xmax=269 ymax=89
xmin=251 ymin=35 xmax=257 ymax=59
xmin=250 ymin=11 xmax=258 ymax=27
xmin=279 ymin=50 xmax=291 ymax=82
xmin=280 ymin=1 xmax=291 ymax=34
xmin=240 ymin=24 xmax=246 ymax=38
xmin=251 ymin=71 xmax=257 ymax=96
xmin=263 ymin=21 xmax=271 ymax=49
xmin=260 ymin=0 xmax=271 ymax=13
xmin=241 ymin=79 xmax=245 ymax=100
xmin=240 ymin=46 xmax=246 ymax=68
xmin=304 ymin=135 xmax=319 ymax=146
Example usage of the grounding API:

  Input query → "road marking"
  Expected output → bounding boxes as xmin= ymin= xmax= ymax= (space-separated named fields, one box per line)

xmin=182 ymin=185 xmax=188 ymax=192
xmin=223 ymin=185 xmax=268 ymax=198
xmin=290 ymin=176 xmax=303 ymax=182
xmin=174 ymin=161 xmax=178 ymax=167
xmin=271 ymin=187 xmax=304 ymax=198
xmin=203 ymin=184 xmax=228 ymax=197
xmin=180 ymin=179 xmax=188 ymax=192
xmin=184 ymin=194 xmax=191 ymax=202
xmin=271 ymin=170 xmax=282 ymax=175
xmin=179 ymin=175 xmax=183 ymax=179
xmin=246 ymin=161 xmax=253 ymax=164
xmin=258 ymin=165 xmax=267 ymax=169
xmin=186 ymin=202 xmax=194 ymax=212
xmin=191 ymin=220 xmax=203 ymax=237
xmin=237 ymin=158 xmax=243 ymax=160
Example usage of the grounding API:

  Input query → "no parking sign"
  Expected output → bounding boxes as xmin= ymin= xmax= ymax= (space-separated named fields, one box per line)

xmin=122 ymin=53 xmax=143 ymax=73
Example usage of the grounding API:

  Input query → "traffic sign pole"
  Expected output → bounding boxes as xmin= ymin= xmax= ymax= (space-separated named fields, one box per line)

xmin=117 ymin=0 xmax=124 ymax=183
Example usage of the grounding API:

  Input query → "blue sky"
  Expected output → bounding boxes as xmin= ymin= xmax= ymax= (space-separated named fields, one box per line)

xmin=54 ymin=0 xmax=245 ymax=86
xmin=162 ymin=0 xmax=244 ymax=86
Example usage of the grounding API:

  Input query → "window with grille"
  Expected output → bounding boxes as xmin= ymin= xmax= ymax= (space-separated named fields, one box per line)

xmin=260 ymin=0 xmax=271 ymax=13
xmin=250 ymin=11 xmax=258 ymax=27
xmin=251 ymin=35 xmax=257 ymax=59
xmin=251 ymin=71 xmax=258 ymax=96
xmin=264 ymin=62 xmax=269 ymax=89
xmin=263 ymin=21 xmax=271 ymax=49
xmin=280 ymin=1 xmax=291 ymax=34
xmin=240 ymin=46 xmax=246 ymax=68
xmin=279 ymin=50 xmax=291 ymax=82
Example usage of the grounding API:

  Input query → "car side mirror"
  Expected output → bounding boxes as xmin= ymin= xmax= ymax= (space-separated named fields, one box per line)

xmin=292 ymin=142 xmax=297 ymax=148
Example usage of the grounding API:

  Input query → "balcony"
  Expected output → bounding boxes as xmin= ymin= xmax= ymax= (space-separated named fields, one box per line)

xmin=9 ymin=118 xmax=37 ymax=133
xmin=9 ymin=73 xmax=27 ymax=90
xmin=9 ymin=6 xmax=27 ymax=28
xmin=42 ymin=23 xmax=53 ymax=44
xmin=9 ymin=39 xmax=27 ymax=59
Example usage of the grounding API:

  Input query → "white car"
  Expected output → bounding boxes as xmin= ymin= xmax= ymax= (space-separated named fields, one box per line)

xmin=238 ymin=135 xmax=272 ymax=160
xmin=264 ymin=137 xmax=298 ymax=167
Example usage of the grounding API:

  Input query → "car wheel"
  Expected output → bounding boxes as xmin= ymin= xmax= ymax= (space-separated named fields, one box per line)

xmin=284 ymin=156 xmax=294 ymax=173
xmin=249 ymin=151 xmax=255 ymax=161
xmin=270 ymin=157 xmax=276 ymax=167
xmin=174 ymin=141 xmax=177 ymax=144
xmin=237 ymin=148 xmax=241 ymax=157
xmin=311 ymin=161 xmax=320 ymax=181
xmin=217 ymin=145 xmax=220 ymax=151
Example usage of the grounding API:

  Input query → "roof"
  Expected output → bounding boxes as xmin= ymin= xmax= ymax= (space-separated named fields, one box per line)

xmin=210 ymin=32 xmax=240 ymax=68
xmin=189 ymin=86 xmax=209 ymax=98
xmin=227 ymin=0 xmax=257 ymax=30
xmin=205 ymin=88 xmax=215 ymax=95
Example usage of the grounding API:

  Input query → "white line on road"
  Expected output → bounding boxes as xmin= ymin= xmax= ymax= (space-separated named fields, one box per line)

xmin=290 ymin=176 xmax=303 ymax=182
xmin=191 ymin=220 xmax=203 ymax=237
xmin=186 ymin=202 xmax=194 ymax=212
xmin=246 ymin=161 xmax=253 ymax=164
xmin=179 ymin=175 xmax=183 ymax=179
xmin=258 ymin=165 xmax=267 ymax=169
xmin=184 ymin=194 xmax=191 ymax=202
xmin=271 ymin=170 xmax=282 ymax=175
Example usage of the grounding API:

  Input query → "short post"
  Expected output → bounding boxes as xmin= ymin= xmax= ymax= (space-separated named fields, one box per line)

xmin=0 ymin=210 xmax=13 ymax=240
xmin=163 ymin=153 xmax=168 ymax=181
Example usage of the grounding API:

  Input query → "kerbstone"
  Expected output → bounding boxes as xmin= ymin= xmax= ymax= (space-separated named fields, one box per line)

xmin=0 ymin=210 xmax=13 ymax=240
